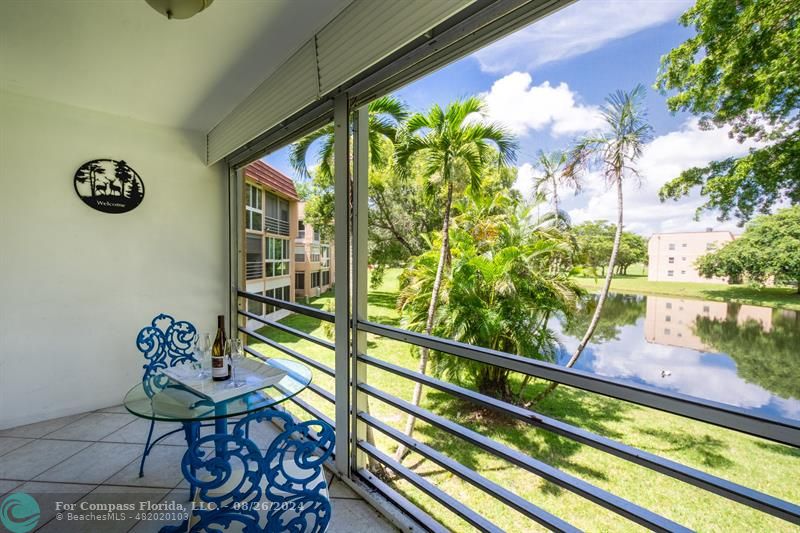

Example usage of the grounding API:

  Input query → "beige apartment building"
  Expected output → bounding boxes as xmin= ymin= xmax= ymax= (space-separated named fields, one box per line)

xmin=294 ymin=202 xmax=335 ymax=299
xmin=243 ymin=161 xmax=299 ymax=321
xmin=242 ymin=162 xmax=336 ymax=324
xmin=647 ymin=230 xmax=735 ymax=283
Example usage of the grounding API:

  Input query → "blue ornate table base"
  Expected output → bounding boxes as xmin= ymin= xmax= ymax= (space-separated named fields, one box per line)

xmin=161 ymin=409 xmax=334 ymax=533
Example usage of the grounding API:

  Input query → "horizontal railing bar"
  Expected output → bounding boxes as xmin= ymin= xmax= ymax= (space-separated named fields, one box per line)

xmin=243 ymin=378 xmax=333 ymax=454
xmin=239 ymin=327 xmax=336 ymax=454
xmin=266 ymin=379 xmax=335 ymax=454
xmin=359 ymin=412 xmax=579 ymax=532
xmin=242 ymin=341 xmax=334 ymax=412
xmin=239 ymin=309 xmax=335 ymax=351
xmin=243 ymin=350 xmax=331 ymax=409
xmin=243 ymin=349 xmax=334 ymax=419
xmin=360 ymin=383 xmax=690 ymax=533
xmin=308 ymin=382 xmax=336 ymax=405
xmin=359 ymin=355 xmax=800 ymax=524
xmin=357 ymin=440 xmax=502 ymax=532
xmin=240 ymin=327 xmax=335 ymax=377
xmin=356 ymin=468 xmax=449 ymax=533
xmin=288 ymin=395 xmax=334 ymax=429
xmin=284 ymin=396 xmax=335 ymax=457
xmin=239 ymin=290 xmax=334 ymax=322
xmin=358 ymin=319 xmax=799 ymax=447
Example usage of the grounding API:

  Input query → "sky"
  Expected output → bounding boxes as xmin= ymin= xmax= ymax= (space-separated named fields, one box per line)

xmin=553 ymin=318 xmax=800 ymax=421
xmin=265 ymin=0 xmax=755 ymax=236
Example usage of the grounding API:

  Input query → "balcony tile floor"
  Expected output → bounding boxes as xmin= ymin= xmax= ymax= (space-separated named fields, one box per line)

xmin=0 ymin=408 xmax=397 ymax=532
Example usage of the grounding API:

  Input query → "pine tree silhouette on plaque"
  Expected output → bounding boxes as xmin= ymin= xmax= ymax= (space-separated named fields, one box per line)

xmin=128 ymin=172 xmax=143 ymax=204
xmin=114 ymin=160 xmax=134 ymax=197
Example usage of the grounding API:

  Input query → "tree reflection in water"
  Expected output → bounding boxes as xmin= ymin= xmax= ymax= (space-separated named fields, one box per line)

xmin=556 ymin=293 xmax=799 ymax=405
xmin=560 ymin=293 xmax=646 ymax=343
xmin=694 ymin=308 xmax=800 ymax=401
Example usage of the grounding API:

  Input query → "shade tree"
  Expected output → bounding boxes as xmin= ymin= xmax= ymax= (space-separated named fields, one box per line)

xmin=696 ymin=206 xmax=800 ymax=292
xmin=694 ymin=309 xmax=800 ymax=401
xmin=656 ymin=0 xmax=800 ymax=222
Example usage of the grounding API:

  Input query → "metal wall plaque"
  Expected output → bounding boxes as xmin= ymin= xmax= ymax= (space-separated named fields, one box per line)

xmin=73 ymin=159 xmax=145 ymax=213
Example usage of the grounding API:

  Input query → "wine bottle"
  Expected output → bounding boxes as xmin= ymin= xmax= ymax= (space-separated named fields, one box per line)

xmin=211 ymin=315 xmax=230 ymax=381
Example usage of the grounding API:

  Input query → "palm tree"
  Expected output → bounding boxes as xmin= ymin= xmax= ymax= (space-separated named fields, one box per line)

xmin=396 ymin=191 xmax=581 ymax=406
xmin=393 ymin=97 xmax=517 ymax=460
xmin=534 ymin=85 xmax=653 ymax=402
xmin=289 ymin=95 xmax=409 ymax=181
xmin=533 ymin=149 xmax=578 ymax=224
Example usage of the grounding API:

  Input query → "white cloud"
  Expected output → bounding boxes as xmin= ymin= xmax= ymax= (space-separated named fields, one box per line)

xmin=514 ymin=162 xmax=540 ymax=197
xmin=560 ymin=119 xmax=757 ymax=235
xmin=591 ymin=332 xmax=776 ymax=408
xmin=557 ymin=323 xmax=799 ymax=412
xmin=484 ymin=72 xmax=604 ymax=137
xmin=773 ymin=397 xmax=800 ymax=420
xmin=472 ymin=0 xmax=693 ymax=73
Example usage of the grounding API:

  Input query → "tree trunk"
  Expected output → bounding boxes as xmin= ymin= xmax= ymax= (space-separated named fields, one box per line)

xmin=477 ymin=366 xmax=510 ymax=399
xmin=516 ymin=312 xmax=550 ymax=402
xmin=374 ymin=189 xmax=417 ymax=256
xmin=393 ymin=182 xmax=453 ymax=462
xmin=532 ymin=178 xmax=624 ymax=404
xmin=551 ymin=176 xmax=560 ymax=217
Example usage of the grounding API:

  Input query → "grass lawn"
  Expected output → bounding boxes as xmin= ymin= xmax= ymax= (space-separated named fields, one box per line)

xmin=574 ymin=268 xmax=800 ymax=311
xmin=248 ymin=269 xmax=799 ymax=532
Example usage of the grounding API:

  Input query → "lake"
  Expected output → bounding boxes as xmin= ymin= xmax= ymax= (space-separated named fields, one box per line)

xmin=550 ymin=293 xmax=800 ymax=422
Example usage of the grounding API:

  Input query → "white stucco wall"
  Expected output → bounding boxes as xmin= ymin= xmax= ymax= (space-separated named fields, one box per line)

xmin=0 ymin=91 xmax=228 ymax=429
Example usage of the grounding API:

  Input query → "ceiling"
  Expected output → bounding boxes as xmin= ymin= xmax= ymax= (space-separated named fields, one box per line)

xmin=0 ymin=0 xmax=352 ymax=132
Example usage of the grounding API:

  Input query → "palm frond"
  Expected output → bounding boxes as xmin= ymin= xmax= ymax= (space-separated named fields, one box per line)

xmin=368 ymin=95 xmax=409 ymax=125
xmin=289 ymin=124 xmax=334 ymax=179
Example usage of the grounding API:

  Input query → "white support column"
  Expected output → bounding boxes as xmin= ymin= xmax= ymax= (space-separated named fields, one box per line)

xmin=333 ymin=94 xmax=351 ymax=476
xmin=228 ymin=165 xmax=243 ymax=337
xmin=351 ymin=105 xmax=369 ymax=471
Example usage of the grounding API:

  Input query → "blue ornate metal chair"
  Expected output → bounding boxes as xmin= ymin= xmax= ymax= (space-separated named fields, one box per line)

xmin=162 ymin=409 xmax=335 ymax=533
xmin=136 ymin=313 xmax=201 ymax=479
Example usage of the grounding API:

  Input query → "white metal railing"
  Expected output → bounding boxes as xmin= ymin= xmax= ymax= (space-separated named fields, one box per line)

xmin=236 ymin=290 xmax=800 ymax=531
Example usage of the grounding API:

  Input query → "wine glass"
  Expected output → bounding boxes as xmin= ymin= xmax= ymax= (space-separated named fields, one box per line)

xmin=193 ymin=333 xmax=212 ymax=379
xmin=225 ymin=338 xmax=245 ymax=387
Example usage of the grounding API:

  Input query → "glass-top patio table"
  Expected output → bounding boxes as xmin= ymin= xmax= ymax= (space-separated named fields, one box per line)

xmin=123 ymin=357 xmax=311 ymax=423
xmin=122 ymin=358 xmax=323 ymax=532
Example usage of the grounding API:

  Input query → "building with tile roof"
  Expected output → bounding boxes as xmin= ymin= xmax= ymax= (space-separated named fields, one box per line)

xmin=242 ymin=161 xmax=334 ymax=322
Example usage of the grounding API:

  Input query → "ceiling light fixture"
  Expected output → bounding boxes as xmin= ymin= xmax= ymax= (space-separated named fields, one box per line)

xmin=145 ymin=0 xmax=215 ymax=20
